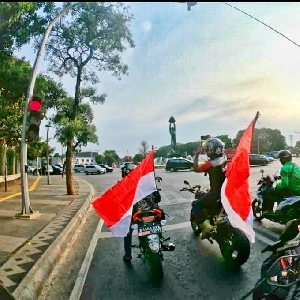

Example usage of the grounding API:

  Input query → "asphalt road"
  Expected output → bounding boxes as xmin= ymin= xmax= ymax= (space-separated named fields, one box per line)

xmin=73 ymin=159 xmax=300 ymax=300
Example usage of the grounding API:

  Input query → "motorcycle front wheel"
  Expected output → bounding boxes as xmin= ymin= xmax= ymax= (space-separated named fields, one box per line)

xmin=220 ymin=227 xmax=250 ymax=269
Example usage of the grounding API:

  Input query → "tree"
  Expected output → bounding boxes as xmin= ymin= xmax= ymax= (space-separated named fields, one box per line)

xmin=139 ymin=140 xmax=149 ymax=157
xmin=95 ymin=154 xmax=105 ymax=164
xmin=215 ymin=135 xmax=232 ymax=149
xmin=102 ymin=150 xmax=119 ymax=166
xmin=0 ymin=55 xmax=67 ymax=144
xmin=45 ymin=2 xmax=135 ymax=195
xmin=0 ymin=2 xmax=55 ymax=54
xmin=51 ymin=97 xmax=98 ymax=193
xmin=133 ymin=153 xmax=144 ymax=164
xmin=233 ymin=127 xmax=286 ymax=153
xmin=27 ymin=138 xmax=55 ymax=161
xmin=53 ymin=152 xmax=60 ymax=157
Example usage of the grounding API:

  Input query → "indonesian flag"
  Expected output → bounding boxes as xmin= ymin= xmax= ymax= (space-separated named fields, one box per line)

xmin=221 ymin=112 xmax=260 ymax=243
xmin=92 ymin=150 xmax=157 ymax=237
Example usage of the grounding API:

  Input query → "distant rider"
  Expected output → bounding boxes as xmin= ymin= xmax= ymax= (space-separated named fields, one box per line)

xmin=262 ymin=149 xmax=300 ymax=214
xmin=193 ymin=137 xmax=227 ymax=239
xmin=121 ymin=163 xmax=163 ymax=263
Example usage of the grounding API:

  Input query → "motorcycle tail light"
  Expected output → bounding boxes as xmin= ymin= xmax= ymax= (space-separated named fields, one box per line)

xmin=142 ymin=216 xmax=155 ymax=223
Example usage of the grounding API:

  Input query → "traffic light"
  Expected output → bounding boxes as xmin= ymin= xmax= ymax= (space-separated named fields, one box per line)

xmin=26 ymin=96 xmax=43 ymax=142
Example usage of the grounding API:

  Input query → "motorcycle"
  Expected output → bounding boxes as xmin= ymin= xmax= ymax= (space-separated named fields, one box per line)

xmin=180 ymin=180 xmax=250 ymax=268
xmin=130 ymin=177 xmax=175 ymax=281
xmin=252 ymin=169 xmax=300 ymax=224
xmin=251 ymin=218 xmax=300 ymax=300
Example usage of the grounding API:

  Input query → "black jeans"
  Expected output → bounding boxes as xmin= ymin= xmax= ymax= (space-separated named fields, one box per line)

xmin=262 ymin=188 xmax=292 ymax=212
xmin=191 ymin=192 xmax=220 ymax=223
xmin=124 ymin=228 xmax=133 ymax=257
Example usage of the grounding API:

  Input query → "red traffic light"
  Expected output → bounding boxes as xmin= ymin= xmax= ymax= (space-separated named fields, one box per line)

xmin=29 ymin=97 xmax=42 ymax=111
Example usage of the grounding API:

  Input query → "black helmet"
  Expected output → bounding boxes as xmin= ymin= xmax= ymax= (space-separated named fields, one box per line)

xmin=202 ymin=137 xmax=225 ymax=159
xmin=121 ymin=163 xmax=136 ymax=178
xmin=278 ymin=150 xmax=292 ymax=165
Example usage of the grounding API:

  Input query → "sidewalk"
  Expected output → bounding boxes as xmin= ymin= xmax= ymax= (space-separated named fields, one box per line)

xmin=0 ymin=175 xmax=94 ymax=299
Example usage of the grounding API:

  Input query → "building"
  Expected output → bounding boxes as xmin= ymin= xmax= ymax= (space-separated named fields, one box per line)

xmin=74 ymin=151 xmax=100 ymax=165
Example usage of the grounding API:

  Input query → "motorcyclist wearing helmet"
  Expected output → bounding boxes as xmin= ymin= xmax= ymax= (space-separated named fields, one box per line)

xmin=193 ymin=137 xmax=227 ymax=239
xmin=262 ymin=149 xmax=300 ymax=214
xmin=121 ymin=164 xmax=163 ymax=263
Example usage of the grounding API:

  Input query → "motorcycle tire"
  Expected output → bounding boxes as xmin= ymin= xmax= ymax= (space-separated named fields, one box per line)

xmin=190 ymin=219 xmax=201 ymax=236
xmin=147 ymin=251 xmax=164 ymax=281
xmin=220 ymin=227 xmax=250 ymax=269
xmin=252 ymin=199 xmax=264 ymax=221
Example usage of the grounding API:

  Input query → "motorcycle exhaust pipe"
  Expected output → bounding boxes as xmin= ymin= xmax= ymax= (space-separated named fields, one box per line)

xmin=161 ymin=242 xmax=175 ymax=251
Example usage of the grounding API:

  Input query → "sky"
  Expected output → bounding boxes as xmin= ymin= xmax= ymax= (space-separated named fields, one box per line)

xmin=14 ymin=2 xmax=300 ymax=157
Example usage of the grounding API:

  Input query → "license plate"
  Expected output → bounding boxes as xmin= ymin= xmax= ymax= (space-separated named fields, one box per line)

xmin=138 ymin=224 xmax=162 ymax=236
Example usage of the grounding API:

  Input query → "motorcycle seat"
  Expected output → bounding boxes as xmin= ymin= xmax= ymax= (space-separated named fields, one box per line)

xmin=276 ymin=232 xmax=300 ymax=252
xmin=261 ymin=240 xmax=282 ymax=253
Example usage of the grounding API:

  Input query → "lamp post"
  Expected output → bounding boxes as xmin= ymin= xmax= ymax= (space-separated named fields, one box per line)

xmin=45 ymin=124 xmax=52 ymax=185
xmin=19 ymin=2 xmax=83 ymax=217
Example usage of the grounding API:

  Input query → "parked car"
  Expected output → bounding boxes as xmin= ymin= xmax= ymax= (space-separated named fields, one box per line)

xmin=249 ymin=154 xmax=269 ymax=166
xmin=41 ymin=165 xmax=54 ymax=175
xmin=165 ymin=157 xmax=194 ymax=172
xmin=52 ymin=165 xmax=62 ymax=175
xmin=98 ymin=164 xmax=113 ymax=173
xmin=74 ymin=164 xmax=86 ymax=173
xmin=85 ymin=165 xmax=106 ymax=175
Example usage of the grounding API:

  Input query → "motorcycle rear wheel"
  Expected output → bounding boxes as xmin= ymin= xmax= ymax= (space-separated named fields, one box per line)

xmin=220 ymin=227 xmax=250 ymax=269
xmin=147 ymin=251 xmax=164 ymax=281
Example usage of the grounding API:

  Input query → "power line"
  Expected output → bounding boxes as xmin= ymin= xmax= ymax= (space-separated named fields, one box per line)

xmin=223 ymin=2 xmax=300 ymax=49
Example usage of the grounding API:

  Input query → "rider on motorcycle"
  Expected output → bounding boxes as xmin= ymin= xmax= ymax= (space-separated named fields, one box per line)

xmin=121 ymin=164 xmax=163 ymax=262
xmin=262 ymin=150 xmax=300 ymax=214
xmin=193 ymin=137 xmax=227 ymax=239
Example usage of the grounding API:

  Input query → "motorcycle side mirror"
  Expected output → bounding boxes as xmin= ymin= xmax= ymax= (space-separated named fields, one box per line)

xmin=260 ymin=169 xmax=264 ymax=174
xmin=275 ymin=168 xmax=281 ymax=175
xmin=184 ymin=180 xmax=190 ymax=186
xmin=266 ymin=254 xmax=300 ymax=287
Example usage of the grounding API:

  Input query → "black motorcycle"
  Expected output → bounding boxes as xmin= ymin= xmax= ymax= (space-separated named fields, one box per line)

xmin=243 ymin=218 xmax=300 ymax=300
xmin=180 ymin=180 xmax=250 ymax=269
xmin=130 ymin=177 xmax=175 ymax=281
xmin=252 ymin=169 xmax=300 ymax=224
xmin=252 ymin=253 xmax=300 ymax=300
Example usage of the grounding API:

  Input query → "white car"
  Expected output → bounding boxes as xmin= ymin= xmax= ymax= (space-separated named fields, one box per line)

xmin=85 ymin=165 xmax=106 ymax=175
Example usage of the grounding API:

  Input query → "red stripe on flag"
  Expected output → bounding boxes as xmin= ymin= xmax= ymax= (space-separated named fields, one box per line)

xmin=92 ymin=151 xmax=155 ymax=228
xmin=225 ymin=112 xmax=259 ymax=221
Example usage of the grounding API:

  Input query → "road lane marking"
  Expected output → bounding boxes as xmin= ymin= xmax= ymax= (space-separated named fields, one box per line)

xmin=69 ymin=219 xmax=104 ymax=300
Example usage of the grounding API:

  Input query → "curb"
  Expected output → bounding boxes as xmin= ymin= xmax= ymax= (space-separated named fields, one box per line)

xmin=12 ymin=179 xmax=95 ymax=300
xmin=0 ymin=176 xmax=41 ymax=203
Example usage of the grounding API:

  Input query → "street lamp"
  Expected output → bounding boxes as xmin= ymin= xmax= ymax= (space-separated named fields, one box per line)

xmin=19 ymin=2 xmax=84 ymax=218
xmin=45 ymin=124 xmax=52 ymax=185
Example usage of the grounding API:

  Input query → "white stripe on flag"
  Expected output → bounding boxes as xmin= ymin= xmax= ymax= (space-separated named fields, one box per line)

xmin=109 ymin=171 xmax=157 ymax=237
xmin=221 ymin=178 xmax=256 ymax=243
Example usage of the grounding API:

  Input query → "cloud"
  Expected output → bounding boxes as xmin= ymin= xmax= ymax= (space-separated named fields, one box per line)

xmin=141 ymin=20 xmax=152 ymax=33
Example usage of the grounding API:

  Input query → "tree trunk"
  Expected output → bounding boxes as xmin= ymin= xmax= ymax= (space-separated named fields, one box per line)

xmin=66 ymin=138 xmax=76 ymax=195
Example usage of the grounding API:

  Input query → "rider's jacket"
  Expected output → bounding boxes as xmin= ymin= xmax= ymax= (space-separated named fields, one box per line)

xmin=275 ymin=161 xmax=300 ymax=194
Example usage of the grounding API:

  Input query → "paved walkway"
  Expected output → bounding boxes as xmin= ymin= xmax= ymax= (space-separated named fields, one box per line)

xmin=0 ymin=175 xmax=92 ymax=296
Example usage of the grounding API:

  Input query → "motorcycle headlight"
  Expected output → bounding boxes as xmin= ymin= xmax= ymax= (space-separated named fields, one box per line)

xmin=147 ymin=234 xmax=160 ymax=252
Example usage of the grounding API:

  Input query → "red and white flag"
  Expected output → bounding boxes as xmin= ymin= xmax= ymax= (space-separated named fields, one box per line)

xmin=221 ymin=112 xmax=260 ymax=243
xmin=92 ymin=151 xmax=157 ymax=237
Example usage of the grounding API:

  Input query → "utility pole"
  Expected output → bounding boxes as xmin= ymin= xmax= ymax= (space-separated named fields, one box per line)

xmin=257 ymin=136 xmax=260 ymax=154
xmin=289 ymin=135 xmax=294 ymax=148
xmin=18 ymin=2 xmax=83 ymax=218
xmin=46 ymin=124 xmax=51 ymax=185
